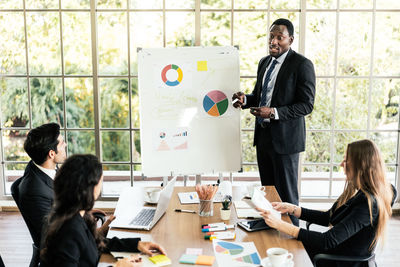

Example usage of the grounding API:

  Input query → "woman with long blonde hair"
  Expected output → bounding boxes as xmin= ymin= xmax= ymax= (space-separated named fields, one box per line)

xmin=257 ymin=139 xmax=394 ymax=266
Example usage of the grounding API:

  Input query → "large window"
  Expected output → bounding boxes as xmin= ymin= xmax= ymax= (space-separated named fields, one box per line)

xmin=1 ymin=0 xmax=399 ymax=200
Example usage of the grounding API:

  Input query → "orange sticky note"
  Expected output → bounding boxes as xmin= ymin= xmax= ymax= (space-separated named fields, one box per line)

xmin=197 ymin=61 xmax=208 ymax=71
xmin=196 ymin=255 xmax=215 ymax=266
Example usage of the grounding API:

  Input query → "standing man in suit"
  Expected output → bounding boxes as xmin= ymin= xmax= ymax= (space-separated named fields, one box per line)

xmin=12 ymin=123 xmax=67 ymax=247
xmin=232 ymin=18 xmax=316 ymax=225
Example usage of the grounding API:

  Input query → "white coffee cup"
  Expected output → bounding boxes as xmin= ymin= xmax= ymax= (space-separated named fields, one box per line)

xmin=145 ymin=188 xmax=161 ymax=203
xmin=267 ymin=247 xmax=293 ymax=267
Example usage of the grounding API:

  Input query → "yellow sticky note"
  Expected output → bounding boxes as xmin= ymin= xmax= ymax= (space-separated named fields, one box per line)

xmin=197 ymin=61 xmax=208 ymax=71
xmin=149 ymin=254 xmax=171 ymax=266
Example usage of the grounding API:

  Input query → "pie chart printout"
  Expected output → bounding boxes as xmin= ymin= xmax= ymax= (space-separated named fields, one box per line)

xmin=215 ymin=241 xmax=244 ymax=255
xmin=203 ymin=90 xmax=229 ymax=117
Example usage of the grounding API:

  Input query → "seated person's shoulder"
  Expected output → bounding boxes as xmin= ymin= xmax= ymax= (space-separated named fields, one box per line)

xmin=53 ymin=214 xmax=90 ymax=245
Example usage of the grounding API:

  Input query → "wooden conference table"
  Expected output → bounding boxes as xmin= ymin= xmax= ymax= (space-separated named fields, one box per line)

xmin=101 ymin=186 xmax=312 ymax=266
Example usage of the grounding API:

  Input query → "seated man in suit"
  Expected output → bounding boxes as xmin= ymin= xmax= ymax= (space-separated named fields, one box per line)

xmin=12 ymin=123 xmax=67 ymax=248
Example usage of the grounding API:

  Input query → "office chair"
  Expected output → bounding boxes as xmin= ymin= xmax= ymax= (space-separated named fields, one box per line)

xmin=0 ymin=253 xmax=5 ymax=267
xmin=308 ymin=184 xmax=397 ymax=267
xmin=11 ymin=178 xmax=40 ymax=267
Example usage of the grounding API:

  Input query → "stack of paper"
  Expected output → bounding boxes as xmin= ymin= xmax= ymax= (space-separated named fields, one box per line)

xmin=250 ymin=189 xmax=281 ymax=219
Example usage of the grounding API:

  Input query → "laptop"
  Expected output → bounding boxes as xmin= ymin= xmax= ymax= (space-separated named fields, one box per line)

xmin=110 ymin=177 xmax=177 ymax=230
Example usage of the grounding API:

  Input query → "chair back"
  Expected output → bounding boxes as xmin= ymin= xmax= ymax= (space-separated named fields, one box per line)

xmin=0 ymin=253 xmax=5 ymax=267
xmin=11 ymin=178 xmax=40 ymax=267
xmin=390 ymin=184 xmax=397 ymax=207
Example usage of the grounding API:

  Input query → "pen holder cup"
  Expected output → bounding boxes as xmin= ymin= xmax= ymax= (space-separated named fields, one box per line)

xmin=199 ymin=199 xmax=213 ymax=217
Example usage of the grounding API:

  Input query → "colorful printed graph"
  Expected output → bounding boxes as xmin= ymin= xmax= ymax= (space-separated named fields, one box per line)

xmin=234 ymin=252 xmax=261 ymax=265
xmin=157 ymin=140 xmax=170 ymax=151
xmin=174 ymin=141 xmax=188 ymax=150
xmin=203 ymin=90 xmax=229 ymax=117
xmin=173 ymin=131 xmax=187 ymax=137
xmin=161 ymin=64 xmax=183 ymax=86
xmin=215 ymin=241 xmax=244 ymax=255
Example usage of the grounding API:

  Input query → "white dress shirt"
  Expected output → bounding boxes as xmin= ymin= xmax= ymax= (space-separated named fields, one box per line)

xmin=33 ymin=161 xmax=56 ymax=179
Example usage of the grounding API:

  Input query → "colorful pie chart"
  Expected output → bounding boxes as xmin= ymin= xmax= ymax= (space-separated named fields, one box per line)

xmin=215 ymin=241 xmax=244 ymax=255
xmin=161 ymin=64 xmax=183 ymax=86
xmin=234 ymin=252 xmax=261 ymax=264
xmin=203 ymin=90 xmax=229 ymax=117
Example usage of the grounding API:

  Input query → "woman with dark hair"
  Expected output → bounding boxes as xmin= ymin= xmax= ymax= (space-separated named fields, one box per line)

xmin=256 ymin=139 xmax=394 ymax=266
xmin=40 ymin=154 xmax=166 ymax=267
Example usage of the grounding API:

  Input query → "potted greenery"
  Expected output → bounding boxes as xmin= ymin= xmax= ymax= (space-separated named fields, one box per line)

xmin=220 ymin=195 xmax=232 ymax=220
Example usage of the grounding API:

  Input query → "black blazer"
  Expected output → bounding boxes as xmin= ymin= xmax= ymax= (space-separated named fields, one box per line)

xmin=297 ymin=191 xmax=379 ymax=267
xmin=244 ymin=49 xmax=316 ymax=154
xmin=12 ymin=161 xmax=54 ymax=247
xmin=40 ymin=213 xmax=141 ymax=267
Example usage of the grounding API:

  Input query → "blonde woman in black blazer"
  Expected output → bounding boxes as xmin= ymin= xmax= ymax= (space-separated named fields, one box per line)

xmin=256 ymin=139 xmax=394 ymax=267
xmin=40 ymin=154 xmax=166 ymax=267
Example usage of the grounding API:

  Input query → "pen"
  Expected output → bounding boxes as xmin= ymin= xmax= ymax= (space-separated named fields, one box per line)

xmin=175 ymin=209 xmax=196 ymax=214
xmin=202 ymin=222 xmax=225 ymax=228
xmin=232 ymin=98 xmax=240 ymax=105
xmin=202 ymin=225 xmax=235 ymax=232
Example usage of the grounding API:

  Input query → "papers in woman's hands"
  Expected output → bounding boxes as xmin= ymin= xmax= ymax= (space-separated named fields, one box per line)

xmin=250 ymin=189 xmax=281 ymax=219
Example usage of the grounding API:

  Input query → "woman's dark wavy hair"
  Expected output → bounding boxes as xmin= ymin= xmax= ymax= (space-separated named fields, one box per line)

xmin=40 ymin=154 xmax=104 ymax=263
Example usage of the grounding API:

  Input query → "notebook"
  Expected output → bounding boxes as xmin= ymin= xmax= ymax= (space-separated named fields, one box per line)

xmin=110 ymin=177 xmax=177 ymax=230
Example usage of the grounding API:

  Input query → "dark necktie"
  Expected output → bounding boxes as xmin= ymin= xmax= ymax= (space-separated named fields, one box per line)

xmin=257 ymin=59 xmax=278 ymax=124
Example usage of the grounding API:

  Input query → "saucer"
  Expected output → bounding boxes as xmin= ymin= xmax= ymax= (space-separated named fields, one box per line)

xmin=143 ymin=196 xmax=158 ymax=204
xmin=261 ymin=257 xmax=294 ymax=267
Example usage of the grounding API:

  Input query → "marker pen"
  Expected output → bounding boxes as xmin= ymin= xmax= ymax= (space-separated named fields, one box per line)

xmin=204 ymin=231 xmax=236 ymax=240
xmin=201 ymin=225 xmax=234 ymax=232
xmin=201 ymin=222 xmax=225 ymax=229
xmin=174 ymin=209 xmax=196 ymax=214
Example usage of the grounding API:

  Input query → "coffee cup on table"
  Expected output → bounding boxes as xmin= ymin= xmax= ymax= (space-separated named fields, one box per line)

xmin=266 ymin=247 xmax=293 ymax=267
xmin=145 ymin=188 xmax=161 ymax=203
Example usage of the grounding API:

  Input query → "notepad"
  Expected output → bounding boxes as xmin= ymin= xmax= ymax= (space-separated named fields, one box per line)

xmin=179 ymin=254 xmax=215 ymax=266
xmin=148 ymin=255 xmax=171 ymax=266
xmin=234 ymin=200 xmax=262 ymax=218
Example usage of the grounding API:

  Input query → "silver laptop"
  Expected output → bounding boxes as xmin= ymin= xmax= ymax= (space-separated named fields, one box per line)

xmin=110 ymin=177 xmax=176 ymax=230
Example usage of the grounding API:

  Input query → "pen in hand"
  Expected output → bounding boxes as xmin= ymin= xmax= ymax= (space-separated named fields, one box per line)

xmin=174 ymin=209 xmax=196 ymax=214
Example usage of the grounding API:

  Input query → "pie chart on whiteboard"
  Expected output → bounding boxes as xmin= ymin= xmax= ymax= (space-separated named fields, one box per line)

xmin=203 ymin=90 xmax=229 ymax=117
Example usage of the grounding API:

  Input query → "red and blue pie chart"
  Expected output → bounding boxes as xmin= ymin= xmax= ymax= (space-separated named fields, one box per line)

xmin=203 ymin=90 xmax=229 ymax=117
xmin=161 ymin=64 xmax=183 ymax=86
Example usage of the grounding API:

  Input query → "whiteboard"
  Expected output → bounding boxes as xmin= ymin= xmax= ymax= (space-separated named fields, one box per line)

xmin=138 ymin=46 xmax=241 ymax=177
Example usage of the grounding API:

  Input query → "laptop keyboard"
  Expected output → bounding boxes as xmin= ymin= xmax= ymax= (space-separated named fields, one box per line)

xmin=129 ymin=209 xmax=156 ymax=226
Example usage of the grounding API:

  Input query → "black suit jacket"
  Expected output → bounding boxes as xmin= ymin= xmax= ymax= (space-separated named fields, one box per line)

xmin=12 ymin=161 xmax=54 ymax=247
xmin=245 ymin=49 xmax=316 ymax=154
xmin=40 ymin=213 xmax=141 ymax=267
xmin=298 ymin=191 xmax=378 ymax=267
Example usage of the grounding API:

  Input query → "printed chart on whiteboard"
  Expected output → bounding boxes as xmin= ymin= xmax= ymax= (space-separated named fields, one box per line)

xmin=138 ymin=47 xmax=241 ymax=177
